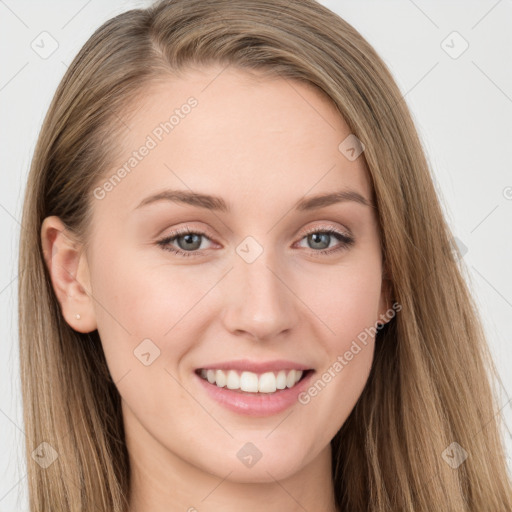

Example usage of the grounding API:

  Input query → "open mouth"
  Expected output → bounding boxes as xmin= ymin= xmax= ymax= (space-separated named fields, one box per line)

xmin=195 ymin=368 xmax=313 ymax=394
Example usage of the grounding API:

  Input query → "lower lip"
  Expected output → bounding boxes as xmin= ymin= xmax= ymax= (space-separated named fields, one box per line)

xmin=194 ymin=370 xmax=315 ymax=417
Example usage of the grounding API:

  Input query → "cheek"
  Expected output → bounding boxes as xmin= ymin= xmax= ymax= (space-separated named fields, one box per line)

xmin=297 ymin=253 xmax=383 ymax=346
xmin=88 ymin=240 xmax=216 ymax=376
xmin=293 ymin=255 xmax=381 ymax=425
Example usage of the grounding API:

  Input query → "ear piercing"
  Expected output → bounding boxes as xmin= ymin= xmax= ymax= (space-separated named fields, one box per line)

xmin=75 ymin=313 xmax=81 ymax=320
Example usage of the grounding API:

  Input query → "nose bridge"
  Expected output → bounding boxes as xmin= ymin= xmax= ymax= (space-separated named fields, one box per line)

xmin=221 ymin=237 xmax=299 ymax=340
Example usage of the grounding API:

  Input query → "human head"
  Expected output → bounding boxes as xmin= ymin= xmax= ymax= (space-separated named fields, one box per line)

xmin=19 ymin=1 xmax=511 ymax=510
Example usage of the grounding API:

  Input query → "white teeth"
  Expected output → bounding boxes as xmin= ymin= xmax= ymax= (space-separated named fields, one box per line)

xmin=226 ymin=370 xmax=239 ymax=390
xmin=198 ymin=368 xmax=304 ymax=393
xmin=286 ymin=370 xmax=297 ymax=388
xmin=240 ymin=371 xmax=259 ymax=392
xmin=215 ymin=369 xmax=227 ymax=387
xmin=276 ymin=370 xmax=287 ymax=390
xmin=258 ymin=372 xmax=276 ymax=393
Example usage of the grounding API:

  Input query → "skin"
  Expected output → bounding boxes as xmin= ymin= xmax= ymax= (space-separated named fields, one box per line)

xmin=41 ymin=64 xmax=391 ymax=512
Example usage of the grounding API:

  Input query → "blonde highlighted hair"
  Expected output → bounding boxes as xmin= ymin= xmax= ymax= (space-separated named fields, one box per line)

xmin=18 ymin=0 xmax=512 ymax=510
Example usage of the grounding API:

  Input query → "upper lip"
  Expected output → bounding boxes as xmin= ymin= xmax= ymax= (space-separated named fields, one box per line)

xmin=196 ymin=359 xmax=313 ymax=373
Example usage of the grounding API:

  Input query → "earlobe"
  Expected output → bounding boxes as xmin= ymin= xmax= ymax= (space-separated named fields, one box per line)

xmin=41 ymin=216 xmax=97 ymax=333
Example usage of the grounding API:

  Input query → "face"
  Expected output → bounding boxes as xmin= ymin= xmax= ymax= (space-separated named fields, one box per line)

xmin=43 ymin=65 xmax=390 ymax=495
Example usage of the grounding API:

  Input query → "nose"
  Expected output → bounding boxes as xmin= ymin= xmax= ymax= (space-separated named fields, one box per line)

xmin=220 ymin=248 xmax=300 ymax=341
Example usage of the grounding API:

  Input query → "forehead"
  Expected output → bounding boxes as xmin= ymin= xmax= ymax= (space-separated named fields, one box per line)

xmin=95 ymin=65 xmax=372 ymax=217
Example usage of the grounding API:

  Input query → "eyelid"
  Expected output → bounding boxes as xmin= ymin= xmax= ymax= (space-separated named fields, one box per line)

xmin=299 ymin=222 xmax=352 ymax=239
xmin=158 ymin=224 xmax=218 ymax=244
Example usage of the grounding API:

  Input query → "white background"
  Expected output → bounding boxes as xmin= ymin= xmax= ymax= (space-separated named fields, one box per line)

xmin=1 ymin=1 xmax=511 ymax=509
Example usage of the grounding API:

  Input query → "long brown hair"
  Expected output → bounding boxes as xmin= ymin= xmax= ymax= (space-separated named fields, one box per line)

xmin=18 ymin=0 xmax=512 ymax=510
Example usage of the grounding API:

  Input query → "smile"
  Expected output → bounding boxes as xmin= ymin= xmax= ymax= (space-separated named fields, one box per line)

xmin=196 ymin=368 xmax=309 ymax=394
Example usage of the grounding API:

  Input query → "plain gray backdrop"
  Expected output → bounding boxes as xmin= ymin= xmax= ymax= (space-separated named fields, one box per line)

xmin=1 ymin=0 xmax=511 ymax=510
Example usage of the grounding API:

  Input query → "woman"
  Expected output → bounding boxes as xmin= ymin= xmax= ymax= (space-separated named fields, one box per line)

xmin=18 ymin=0 xmax=512 ymax=510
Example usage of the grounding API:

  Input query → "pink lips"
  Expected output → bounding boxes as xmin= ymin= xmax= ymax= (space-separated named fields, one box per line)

xmin=194 ymin=365 xmax=315 ymax=417
xmin=196 ymin=358 xmax=312 ymax=374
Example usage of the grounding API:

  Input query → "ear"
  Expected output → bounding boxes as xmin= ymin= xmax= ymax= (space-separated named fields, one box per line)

xmin=41 ymin=216 xmax=97 ymax=333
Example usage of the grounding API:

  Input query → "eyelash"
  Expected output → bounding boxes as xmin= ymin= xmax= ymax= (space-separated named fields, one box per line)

xmin=156 ymin=225 xmax=354 ymax=258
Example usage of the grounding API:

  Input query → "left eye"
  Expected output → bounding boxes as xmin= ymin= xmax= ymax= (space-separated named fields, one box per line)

xmin=296 ymin=228 xmax=354 ymax=254
xmin=157 ymin=227 xmax=354 ymax=258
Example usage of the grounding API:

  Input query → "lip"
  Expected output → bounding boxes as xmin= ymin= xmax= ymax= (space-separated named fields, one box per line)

xmin=196 ymin=359 xmax=312 ymax=374
xmin=194 ymin=368 xmax=315 ymax=417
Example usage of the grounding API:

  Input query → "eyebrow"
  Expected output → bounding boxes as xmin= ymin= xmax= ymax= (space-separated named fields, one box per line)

xmin=134 ymin=188 xmax=374 ymax=213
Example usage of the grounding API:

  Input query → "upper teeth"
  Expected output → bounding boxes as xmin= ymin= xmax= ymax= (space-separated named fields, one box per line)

xmin=199 ymin=369 xmax=304 ymax=393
